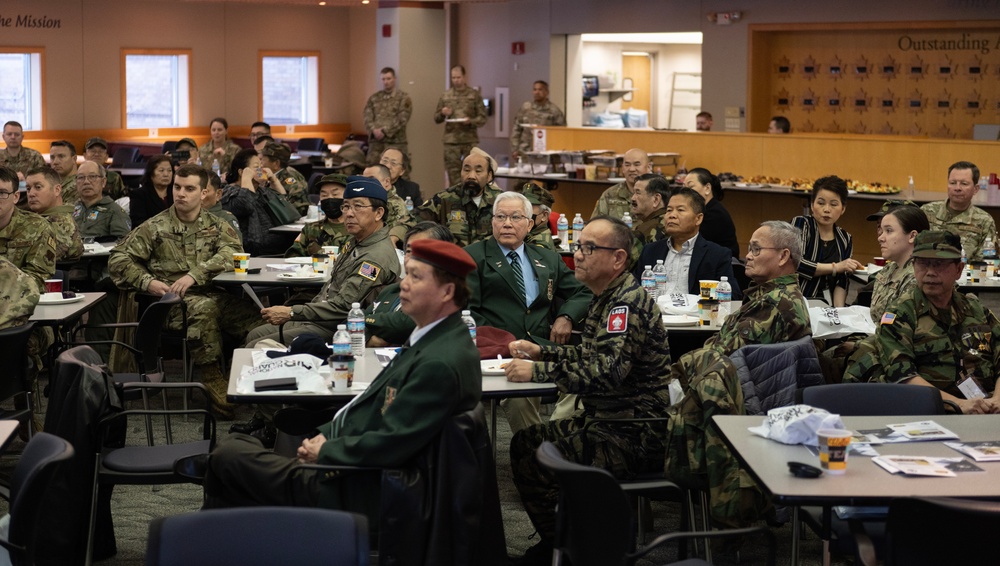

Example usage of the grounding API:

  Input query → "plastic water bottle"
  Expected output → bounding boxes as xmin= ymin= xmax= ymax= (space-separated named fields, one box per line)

xmin=347 ymin=302 xmax=365 ymax=356
xmin=641 ymin=265 xmax=657 ymax=300
xmin=984 ymin=236 xmax=997 ymax=275
xmin=404 ymin=196 xmax=414 ymax=213
xmin=212 ymin=158 xmax=221 ymax=182
xmin=557 ymin=214 xmax=569 ymax=248
xmin=461 ymin=310 xmax=477 ymax=345
xmin=653 ymin=260 xmax=667 ymax=297
xmin=908 ymin=175 xmax=915 ymax=199
xmin=572 ymin=213 xmax=584 ymax=245
xmin=622 ymin=212 xmax=633 ymax=229
xmin=331 ymin=324 xmax=351 ymax=356
xmin=717 ymin=276 xmax=733 ymax=318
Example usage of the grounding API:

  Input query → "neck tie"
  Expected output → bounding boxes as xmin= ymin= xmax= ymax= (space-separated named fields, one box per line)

xmin=507 ymin=250 xmax=526 ymax=304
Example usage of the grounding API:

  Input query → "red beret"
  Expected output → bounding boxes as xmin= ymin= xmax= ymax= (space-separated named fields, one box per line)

xmin=409 ymin=239 xmax=476 ymax=278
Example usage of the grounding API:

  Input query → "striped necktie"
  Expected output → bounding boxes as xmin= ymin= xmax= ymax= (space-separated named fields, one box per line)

xmin=507 ymin=250 xmax=526 ymax=304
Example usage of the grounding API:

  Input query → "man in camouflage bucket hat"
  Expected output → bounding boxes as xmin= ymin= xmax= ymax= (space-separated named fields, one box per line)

xmin=846 ymin=230 xmax=1000 ymax=414
xmin=260 ymin=142 xmax=310 ymax=216
xmin=519 ymin=182 xmax=556 ymax=250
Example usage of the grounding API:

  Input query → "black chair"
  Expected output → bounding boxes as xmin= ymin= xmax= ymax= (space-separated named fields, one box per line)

xmin=0 ymin=322 xmax=38 ymax=439
xmin=160 ymin=140 xmax=177 ymax=154
xmin=535 ymin=441 xmax=777 ymax=566
xmin=297 ymin=137 xmax=326 ymax=153
xmin=111 ymin=147 xmax=141 ymax=168
xmin=883 ymin=497 xmax=1000 ymax=566
xmin=146 ymin=507 xmax=369 ymax=566
xmin=307 ymin=171 xmax=324 ymax=195
xmin=0 ymin=433 xmax=75 ymax=566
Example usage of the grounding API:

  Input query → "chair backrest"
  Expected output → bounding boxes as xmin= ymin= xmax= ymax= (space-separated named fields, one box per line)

xmin=111 ymin=147 xmax=141 ymax=167
xmin=297 ymin=137 xmax=326 ymax=152
xmin=799 ymin=383 xmax=944 ymax=416
xmin=732 ymin=335 xmax=824 ymax=416
xmin=536 ymin=441 xmax=634 ymax=566
xmin=5 ymin=432 xmax=75 ymax=563
xmin=133 ymin=293 xmax=183 ymax=379
xmin=146 ymin=507 xmax=369 ymax=566
xmin=0 ymin=322 xmax=36 ymax=401
xmin=886 ymin=497 xmax=1000 ymax=566
xmin=161 ymin=140 xmax=177 ymax=154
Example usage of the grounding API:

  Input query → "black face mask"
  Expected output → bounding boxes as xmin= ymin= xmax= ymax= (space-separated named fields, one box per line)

xmin=461 ymin=179 xmax=483 ymax=198
xmin=319 ymin=198 xmax=344 ymax=219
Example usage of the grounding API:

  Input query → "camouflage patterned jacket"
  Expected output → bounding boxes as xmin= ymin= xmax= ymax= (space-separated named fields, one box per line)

xmin=527 ymin=223 xmax=556 ymax=251
xmin=199 ymin=140 xmax=241 ymax=176
xmin=104 ymin=169 xmax=129 ymax=201
xmin=60 ymin=174 xmax=78 ymax=206
xmin=510 ymin=99 xmax=566 ymax=155
xmin=704 ymin=273 xmax=811 ymax=355
xmin=591 ymin=182 xmax=632 ymax=221
xmin=0 ymin=208 xmax=57 ymax=293
xmin=633 ymin=208 xmax=666 ymax=247
xmin=417 ymin=184 xmax=501 ymax=247
xmin=73 ymin=196 xmax=131 ymax=239
xmin=869 ymin=257 xmax=915 ymax=323
xmin=276 ymin=167 xmax=311 ymax=216
xmin=284 ymin=219 xmax=350 ymax=258
xmin=531 ymin=271 xmax=672 ymax=420
xmin=109 ymin=207 xmax=244 ymax=292
xmin=921 ymin=200 xmax=996 ymax=262
xmin=40 ymin=204 xmax=84 ymax=261
xmin=0 ymin=257 xmax=39 ymax=330
xmin=385 ymin=186 xmax=415 ymax=244
xmin=363 ymin=88 xmax=412 ymax=145
xmin=0 ymin=147 xmax=45 ymax=177
xmin=433 ymin=86 xmax=487 ymax=144
xmin=206 ymin=202 xmax=241 ymax=236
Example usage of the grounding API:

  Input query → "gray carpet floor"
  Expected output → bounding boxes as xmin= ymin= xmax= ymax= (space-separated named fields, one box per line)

xmin=1 ymin=366 xmax=847 ymax=565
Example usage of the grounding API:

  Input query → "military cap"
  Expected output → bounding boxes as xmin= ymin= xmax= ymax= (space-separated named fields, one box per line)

xmin=520 ymin=182 xmax=554 ymax=207
xmin=409 ymin=239 xmax=476 ymax=278
xmin=468 ymin=147 xmax=498 ymax=172
xmin=261 ymin=141 xmax=292 ymax=163
xmin=85 ymin=137 xmax=109 ymax=150
xmin=315 ymin=173 xmax=348 ymax=190
xmin=175 ymin=138 xmax=199 ymax=150
xmin=866 ymin=199 xmax=917 ymax=221
xmin=912 ymin=230 xmax=963 ymax=259
xmin=345 ymin=175 xmax=388 ymax=202
xmin=265 ymin=333 xmax=332 ymax=360
xmin=331 ymin=142 xmax=367 ymax=169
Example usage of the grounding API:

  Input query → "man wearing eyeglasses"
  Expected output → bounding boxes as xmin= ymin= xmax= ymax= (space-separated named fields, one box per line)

xmin=363 ymin=164 xmax=413 ymax=246
xmin=0 ymin=166 xmax=56 ymax=293
xmin=379 ymin=148 xmax=422 ymax=207
xmin=72 ymin=161 xmax=131 ymax=240
xmin=465 ymin=191 xmax=591 ymax=433
xmin=505 ymin=216 xmax=671 ymax=564
xmin=847 ymin=231 xmax=1000 ymax=414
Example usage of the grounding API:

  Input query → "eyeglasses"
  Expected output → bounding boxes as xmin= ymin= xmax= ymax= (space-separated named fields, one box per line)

xmin=380 ymin=159 xmax=402 ymax=169
xmin=914 ymin=258 xmax=960 ymax=270
xmin=77 ymin=174 xmax=103 ymax=183
xmin=747 ymin=243 xmax=783 ymax=257
xmin=0 ymin=191 xmax=15 ymax=200
xmin=570 ymin=242 xmax=621 ymax=255
xmin=340 ymin=203 xmax=375 ymax=213
xmin=492 ymin=214 xmax=528 ymax=224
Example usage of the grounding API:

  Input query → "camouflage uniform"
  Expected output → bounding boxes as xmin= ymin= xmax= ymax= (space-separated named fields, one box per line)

xmin=704 ymin=273 xmax=812 ymax=355
xmin=510 ymin=99 xmax=566 ymax=156
xmin=510 ymin=271 xmax=672 ymax=540
xmin=0 ymin=147 xmax=45 ymax=177
xmin=384 ymin=186 xmax=415 ymax=244
xmin=416 ymin=183 xmax=501 ymax=247
xmin=633 ymin=207 xmax=666 ymax=247
xmin=869 ymin=258 xmax=916 ymax=323
xmin=109 ymin=207 xmax=261 ymax=368
xmin=73 ymin=196 xmax=131 ymax=239
xmin=104 ymin=169 xmax=129 ymax=201
xmin=245 ymin=226 xmax=400 ymax=344
xmin=40 ymin=204 xmax=84 ymax=262
xmin=433 ymin=86 xmax=488 ymax=185
xmin=60 ymin=174 xmax=78 ymax=206
xmin=363 ymin=88 xmax=413 ymax=164
xmin=921 ymin=200 xmax=996 ymax=262
xmin=199 ymin=140 xmax=241 ymax=175
xmin=276 ymin=167 xmax=310 ymax=216
xmin=845 ymin=287 xmax=1000 ymax=397
xmin=0 ymin=208 xmax=57 ymax=293
xmin=527 ymin=223 xmax=556 ymax=251
xmin=206 ymin=202 xmax=241 ymax=236
xmin=284 ymin=220 xmax=350 ymax=258
xmin=0 ymin=258 xmax=39 ymax=330
xmin=591 ymin=182 xmax=632 ymax=221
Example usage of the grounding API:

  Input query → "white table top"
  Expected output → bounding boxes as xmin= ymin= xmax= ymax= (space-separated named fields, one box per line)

xmin=713 ymin=414 xmax=1000 ymax=506
xmin=228 ymin=347 xmax=555 ymax=403
xmin=30 ymin=292 xmax=107 ymax=325
xmin=213 ymin=257 xmax=329 ymax=288
xmin=270 ymin=222 xmax=306 ymax=234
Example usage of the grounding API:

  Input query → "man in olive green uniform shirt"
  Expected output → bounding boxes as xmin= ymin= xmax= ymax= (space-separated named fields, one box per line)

xmin=284 ymin=174 xmax=350 ymax=258
xmin=260 ymin=142 xmax=310 ymax=216
xmin=510 ymin=81 xmax=566 ymax=160
xmin=247 ymin=177 xmax=400 ymax=344
xmin=0 ymin=122 xmax=45 ymax=179
xmin=591 ymin=148 xmax=651 ymax=221
xmin=72 ymin=161 xmax=131 ymax=240
xmin=434 ymin=65 xmax=488 ymax=186
xmin=363 ymin=164 xmax=413 ymax=246
xmin=363 ymin=67 xmax=413 ymax=165
xmin=520 ymin=183 xmax=556 ymax=251
xmin=25 ymin=166 xmax=83 ymax=262
xmin=49 ymin=141 xmax=79 ymax=205
xmin=630 ymin=174 xmax=669 ymax=246
xmin=84 ymin=137 xmax=128 ymax=200
xmin=203 ymin=172 xmax=240 ymax=236
xmin=921 ymin=161 xmax=995 ymax=262
xmin=417 ymin=149 xmax=501 ymax=247
xmin=0 ymin=167 xmax=57 ymax=293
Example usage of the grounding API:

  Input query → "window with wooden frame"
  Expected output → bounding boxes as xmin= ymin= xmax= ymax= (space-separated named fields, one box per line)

xmin=122 ymin=49 xmax=191 ymax=129
xmin=259 ymin=51 xmax=319 ymax=125
xmin=0 ymin=48 xmax=44 ymax=130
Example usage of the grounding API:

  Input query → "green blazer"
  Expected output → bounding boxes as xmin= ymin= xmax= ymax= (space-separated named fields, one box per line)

xmin=464 ymin=237 xmax=591 ymax=342
xmin=314 ymin=312 xmax=482 ymax=515
xmin=364 ymin=282 xmax=414 ymax=345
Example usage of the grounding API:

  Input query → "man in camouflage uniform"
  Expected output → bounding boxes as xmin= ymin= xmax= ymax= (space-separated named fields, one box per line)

xmin=0 ymin=167 xmax=57 ymax=292
xmin=0 ymin=257 xmax=39 ymax=330
xmin=846 ymin=231 xmax=1000 ymax=414
xmin=84 ymin=137 xmax=128 ymax=200
xmin=510 ymin=80 xmax=566 ymax=160
xmin=110 ymin=165 xmax=261 ymax=417
xmin=363 ymin=67 xmax=413 ymax=165
xmin=249 ymin=122 xmax=271 ymax=145
xmin=25 ymin=166 xmax=83 ymax=262
xmin=591 ymin=148 xmax=650 ymax=220
xmin=49 ymin=140 xmax=79 ymax=205
xmin=417 ymin=148 xmax=501 ymax=247
xmin=246 ymin=176 xmax=400 ymax=345
xmin=285 ymin=174 xmax=350 ymax=258
xmin=203 ymin=172 xmax=240 ymax=236
xmin=0 ymin=121 xmax=45 ymax=179
xmin=921 ymin=161 xmax=995 ymax=262
xmin=519 ymin=182 xmax=556 ymax=251
xmin=434 ymin=65 xmax=488 ymax=186
xmin=72 ymin=161 xmax=131 ymax=240
xmin=630 ymin=173 xmax=668 ymax=247
xmin=363 ymin=164 xmax=413 ymax=246
xmin=260 ymin=142 xmax=310 ymax=216
xmin=505 ymin=216 xmax=671 ymax=564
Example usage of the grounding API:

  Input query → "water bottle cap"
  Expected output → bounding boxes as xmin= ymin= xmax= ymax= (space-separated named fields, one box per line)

xmin=351 ymin=302 xmax=361 ymax=308
xmin=645 ymin=265 xmax=652 ymax=270
xmin=721 ymin=276 xmax=728 ymax=281
xmin=337 ymin=324 xmax=347 ymax=330
xmin=656 ymin=259 xmax=663 ymax=264
xmin=462 ymin=310 xmax=471 ymax=315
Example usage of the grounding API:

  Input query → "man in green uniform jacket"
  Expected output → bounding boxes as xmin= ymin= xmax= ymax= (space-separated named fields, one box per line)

xmin=921 ymin=161 xmax=995 ymax=262
xmin=25 ymin=166 xmax=83 ymax=261
xmin=434 ymin=65 xmax=488 ymax=186
xmin=590 ymin=148 xmax=650 ymax=221
xmin=284 ymin=173 xmax=350 ymax=258
xmin=204 ymin=238 xmax=482 ymax=522
xmin=72 ymin=161 xmax=131 ymax=240
xmin=417 ymin=148 xmax=501 ymax=247
xmin=0 ymin=166 xmax=57 ymax=293
xmin=363 ymin=67 xmax=413 ymax=165
xmin=0 ymin=121 xmax=44 ymax=179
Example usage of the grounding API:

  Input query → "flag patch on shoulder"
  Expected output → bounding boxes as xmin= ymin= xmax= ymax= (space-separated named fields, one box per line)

xmin=880 ymin=312 xmax=896 ymax=325
xmin=358 ymin=262 xmax=380 ymax=281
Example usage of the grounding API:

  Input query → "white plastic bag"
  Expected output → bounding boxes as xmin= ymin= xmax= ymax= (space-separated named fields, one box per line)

xmin=748 ymin=404 xmax=845 ymax=446
xmin=808 ymin=305 xmax=876 ymax=339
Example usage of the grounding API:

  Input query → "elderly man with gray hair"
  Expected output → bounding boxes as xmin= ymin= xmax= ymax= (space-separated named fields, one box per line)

xmin=703 ymin=220 xmax=812 ymax=355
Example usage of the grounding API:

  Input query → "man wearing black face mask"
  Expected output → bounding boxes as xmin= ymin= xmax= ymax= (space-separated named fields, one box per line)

xmin=416 ymin=147 xmax=501 ymax=247
xmin=284 ymin=173 xmax=351 ymax=258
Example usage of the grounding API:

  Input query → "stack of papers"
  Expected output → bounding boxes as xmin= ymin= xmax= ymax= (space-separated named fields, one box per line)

xmin=944 ymin=441 xmax=1000 ymax=462
xmin=872 ymin=455 xmax=983 ymax=477
xmin=856 ymin=420 xmax=960 ymax=443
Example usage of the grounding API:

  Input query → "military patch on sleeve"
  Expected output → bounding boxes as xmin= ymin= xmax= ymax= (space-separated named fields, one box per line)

xmin=381 ymin=386 xmax=398 ymax=415
xmin=880 ymin=312 xmax=896 ymax=325
xmin=358 ymin=261 xmax=381 ymax=281
xmin=607 ymin=306 xmax=628 ymax=333
xmin=448 ymin=210 xmax=466 ymax=223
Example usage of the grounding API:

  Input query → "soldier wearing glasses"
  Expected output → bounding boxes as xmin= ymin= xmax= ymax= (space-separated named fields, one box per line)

xmin=72 ymin=161 xmax=131 ymax=239
xmin=504 ymin=216 xmax=671 ymax=565
xmin=0 ymin=166 xmax=56 ymax=293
